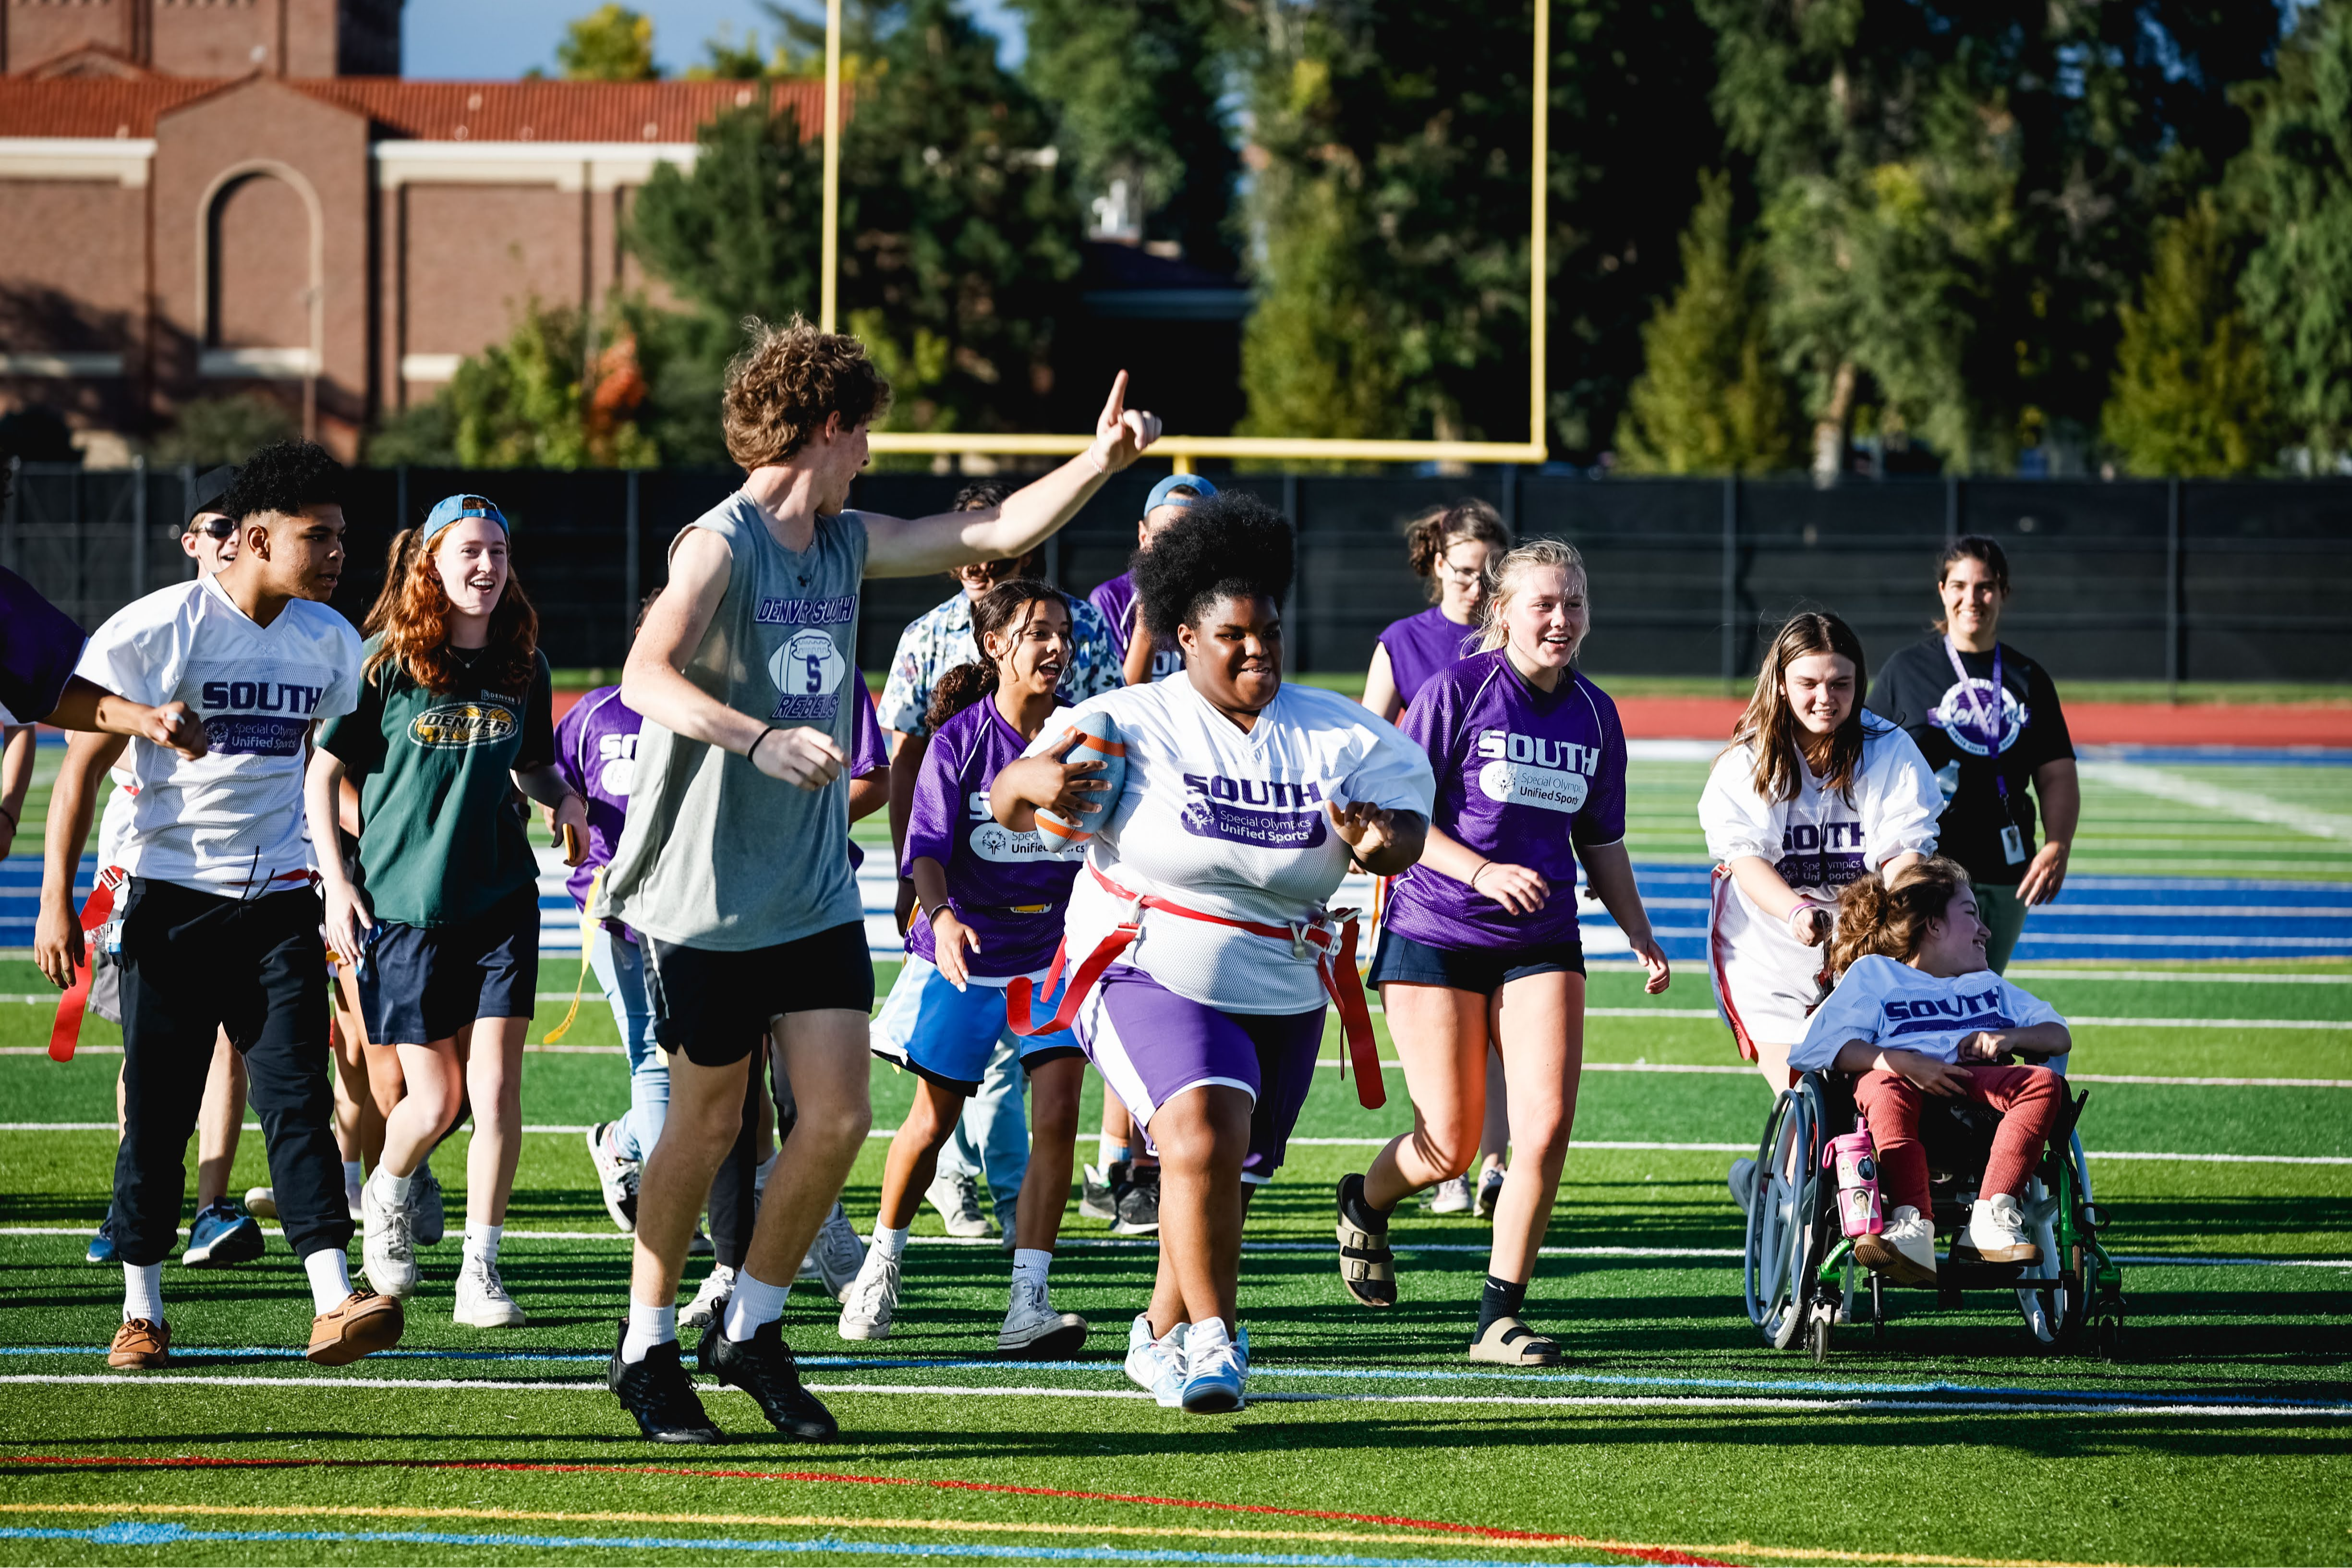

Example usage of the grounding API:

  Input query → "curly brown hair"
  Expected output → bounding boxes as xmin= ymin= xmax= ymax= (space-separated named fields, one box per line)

xmin=1829 ymin=856 xmax=1972 ymax=980
xmin=1403 ymin=498 xmax=1511 ymax=602
xmin=361 ymin=523 xmax=539 ymax=696
xmin=722 ymin=316 xmax=893 ymax=469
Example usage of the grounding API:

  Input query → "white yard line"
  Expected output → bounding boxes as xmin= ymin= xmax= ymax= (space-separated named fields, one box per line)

xmin=2081 ymin=761 xmax=2352 ymax=842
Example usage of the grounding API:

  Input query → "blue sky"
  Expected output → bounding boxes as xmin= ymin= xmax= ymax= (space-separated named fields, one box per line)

xmin=401 ymin=0 xmax=1028 ymax=77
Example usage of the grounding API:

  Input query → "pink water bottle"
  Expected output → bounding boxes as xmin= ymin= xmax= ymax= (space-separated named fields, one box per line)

xmin=1823 ymin=1117 xmax=1882 ymax=1238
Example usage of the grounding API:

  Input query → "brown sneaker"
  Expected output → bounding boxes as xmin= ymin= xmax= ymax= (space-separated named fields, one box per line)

xmin=109 ymin=1317 xmax=170 ymax=1369
xmin=307 ymin=1290 xmax=405 ymax=1366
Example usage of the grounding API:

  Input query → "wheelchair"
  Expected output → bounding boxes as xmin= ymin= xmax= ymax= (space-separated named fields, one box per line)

xmin=1741 ymin=1069 xmax=2125 ymax=1362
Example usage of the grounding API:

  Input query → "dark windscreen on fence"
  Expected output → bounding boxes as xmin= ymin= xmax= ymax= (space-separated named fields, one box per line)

xmin=5 ymin=463 xmax=2346 ymax=684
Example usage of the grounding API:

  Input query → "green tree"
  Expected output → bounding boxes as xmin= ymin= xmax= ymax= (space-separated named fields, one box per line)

xmin=628 ymin=94 xmax=824 ymax=331
xmin=147 ymin=393 xmax=295 ymax=466
xmin=2235 ymin=0 xmax=2352 ymax=470
xmin=1696 ymin=0 xmax=2282 ymax=478
xmin=1615 ymin=173 xmax=1795 ymax=473
xmin=1236 ymin=165 xmax=1406 ymax=448
xmin=2101 ymin=196 xmax=2277 ymax=475
xmin=1010 ymin=0 xmax=1238 ymax=268
xmin=1236 ymin=0 xmax=1722 ymax=455
xmin=558 ymin=4 xmax=657 ymax=82
xmin=370 ymin=301 xmax=658 ymax=470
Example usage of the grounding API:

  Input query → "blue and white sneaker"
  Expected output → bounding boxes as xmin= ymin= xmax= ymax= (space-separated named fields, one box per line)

xmin=1121 ymin=1314 xmax=1187 ymax=1408
xmin=1179 ymin=1319 xmax=1248 ymax=1414
xmin=183 ymin=1201 xmax=265 ymax=1268
xmin=86 ymin=1222 xmax=117 ymax=1265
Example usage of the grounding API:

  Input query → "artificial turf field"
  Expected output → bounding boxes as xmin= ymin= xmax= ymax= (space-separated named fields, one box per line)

xmin=0 ymin=948 xmax=2346 ymax=1568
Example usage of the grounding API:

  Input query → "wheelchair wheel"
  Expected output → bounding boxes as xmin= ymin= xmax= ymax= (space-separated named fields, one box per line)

xmin=1806 ymin=1300 xmax=1834 ymax=1365
xmin=2016 ymin=1135 xmax=2089 ymax=1349
xmin=1744 ymin=1078 xmax=1827 ymax=1350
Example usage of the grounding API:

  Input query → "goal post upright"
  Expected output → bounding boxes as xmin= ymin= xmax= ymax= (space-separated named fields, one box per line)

xmin=819 ymin=0 xmax=1552 ymax=469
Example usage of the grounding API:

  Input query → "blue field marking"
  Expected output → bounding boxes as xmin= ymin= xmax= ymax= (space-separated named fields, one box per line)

xmin=10 ymin=854 xmax=2351 ymax=961
xmin=2081 ymin=745 xmax=2352 ymax=768
xmin=5 ymin=1347 xmax=2346 ymax=1414
xmin=0 ymin=1522 xmax=1614 ymax=1567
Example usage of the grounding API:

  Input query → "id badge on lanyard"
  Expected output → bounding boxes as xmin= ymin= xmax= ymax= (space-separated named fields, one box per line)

xmin=1945 ymin=636 xmax=2028 ymax=864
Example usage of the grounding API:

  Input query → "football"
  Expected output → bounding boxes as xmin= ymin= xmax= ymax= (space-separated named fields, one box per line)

xmin=1034 ymin=708 xmax=1127 ymax=849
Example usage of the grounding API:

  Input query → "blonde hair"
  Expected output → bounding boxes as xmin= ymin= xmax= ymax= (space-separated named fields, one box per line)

xmin=1475 ymin=539 xmax=1587 ymax=654
xmin=721 ymin=316 xmax=893 ymax=469
xmin=1829 ymin=857 xmax=1972 ymax=980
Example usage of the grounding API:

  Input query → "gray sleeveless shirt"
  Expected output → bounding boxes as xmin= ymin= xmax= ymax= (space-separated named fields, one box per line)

xmin=597 ymin=494 xmax=868 ymax=949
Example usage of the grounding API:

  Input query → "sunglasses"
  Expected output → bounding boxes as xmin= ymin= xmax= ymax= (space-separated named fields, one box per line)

xmin=193 ymin=517 xmax=236 ymax=541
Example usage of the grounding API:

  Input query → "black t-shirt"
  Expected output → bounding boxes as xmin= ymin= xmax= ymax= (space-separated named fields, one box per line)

xmin=1865 ymin=636 xmax=2073 ymax=885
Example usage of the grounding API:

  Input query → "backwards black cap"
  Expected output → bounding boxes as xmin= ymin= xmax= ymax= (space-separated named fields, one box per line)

xmin=185 ymin=465 xmax=238 ymax=529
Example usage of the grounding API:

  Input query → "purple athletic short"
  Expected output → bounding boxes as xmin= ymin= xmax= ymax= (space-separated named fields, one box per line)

xmin=1076 ymin=963 xmax=1325 ymax=1184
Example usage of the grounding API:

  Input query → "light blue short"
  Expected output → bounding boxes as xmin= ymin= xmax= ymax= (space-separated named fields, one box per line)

xmin=870 ymin=957 xmax=1082 ymax=1096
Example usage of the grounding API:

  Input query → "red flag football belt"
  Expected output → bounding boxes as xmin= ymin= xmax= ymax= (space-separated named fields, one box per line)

xmin=47 ymin=866 xmax=317 ymax=1063
xmin=1005 ymin=863 xmax=1385 ymax=1110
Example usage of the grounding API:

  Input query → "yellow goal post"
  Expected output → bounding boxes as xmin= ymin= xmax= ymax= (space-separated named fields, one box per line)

xmin=813 ymin=0 xmax=1551 ymax=470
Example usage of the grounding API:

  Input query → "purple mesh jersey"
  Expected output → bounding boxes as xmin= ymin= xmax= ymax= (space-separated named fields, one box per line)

xmin=1382 ymin=651 xmax=1628 ymax=951
xmin=1378 ymin=606 xmax=1481 ymax=708
xmin=844 ymin=666 xmax=888 ymax=871
xmin=552 ymin=684 xmax=642 ymax=910
xmin=900 ymin=696 xmax=1083 ymax=978
xmin=1087 ymin=571 xmax=1181 ymax=683
xmin=0 ymin=567 xmax=88 ymax=726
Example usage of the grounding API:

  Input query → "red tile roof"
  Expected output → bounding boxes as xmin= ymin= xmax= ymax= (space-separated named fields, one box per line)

xmin=0 ymin=75 xmax=830 ymax=142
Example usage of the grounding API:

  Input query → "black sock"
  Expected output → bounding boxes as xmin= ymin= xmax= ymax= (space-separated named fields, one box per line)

xmin=1340 ymin=1174 xmax=1391 ymax=1233
xmin=1478 ymin=1274 xmax=1527 ymax=1336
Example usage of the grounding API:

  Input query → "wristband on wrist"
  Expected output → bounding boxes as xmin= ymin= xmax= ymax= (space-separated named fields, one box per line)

xmin=747 ymin=726 xmax=782 ymax=768
xmin=1468 ymin=861 xmax=1491 ymax=891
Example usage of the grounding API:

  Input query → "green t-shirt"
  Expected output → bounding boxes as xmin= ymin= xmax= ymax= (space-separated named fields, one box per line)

xmin=321 ymin=638 xmax=554 ymax=929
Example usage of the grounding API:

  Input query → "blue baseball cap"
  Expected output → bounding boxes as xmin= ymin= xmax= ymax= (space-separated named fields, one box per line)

xmin=1144 ymin=474 xmax=1217 ymax=514
xmin=422 ymin=493 xmax=510 ymax=543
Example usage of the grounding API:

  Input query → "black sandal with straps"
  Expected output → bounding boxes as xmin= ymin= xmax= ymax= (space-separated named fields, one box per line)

xmin=1334 ymin=1176 xmax=1398 ymax=1307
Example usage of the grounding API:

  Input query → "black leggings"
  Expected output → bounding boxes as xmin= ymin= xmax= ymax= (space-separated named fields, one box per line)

xmin=704 ymin=1041 xmax=799 ymax=1271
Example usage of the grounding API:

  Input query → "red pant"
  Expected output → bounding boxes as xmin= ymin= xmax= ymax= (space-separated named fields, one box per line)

xmin=1851 ymin=1062 xmax=2063 ymax=1217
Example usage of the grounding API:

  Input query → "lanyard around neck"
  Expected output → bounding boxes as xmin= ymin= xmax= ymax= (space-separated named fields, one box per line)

xmin=1942 ymin=635 xmax=2011 ymax=797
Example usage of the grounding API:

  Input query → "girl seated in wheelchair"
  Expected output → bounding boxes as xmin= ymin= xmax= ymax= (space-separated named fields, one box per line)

xmin=1789 ymin=857 xmax=2070 ymax=1287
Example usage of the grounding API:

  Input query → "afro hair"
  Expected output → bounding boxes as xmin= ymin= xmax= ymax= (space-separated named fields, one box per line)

xmin=1132 ymin=489 xmax=1294 ymax=640
xmin=218 ymin=439 xmax=344 ymax=523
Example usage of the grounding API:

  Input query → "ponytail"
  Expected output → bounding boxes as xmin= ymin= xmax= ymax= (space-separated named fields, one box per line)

xmin=1404 ymin=498 xmax=1511 ymax=603
xmin=1828 ymin=856 xmax=1972 ymax=981
xmin=924 ymin=659 xmax=999 ymax=733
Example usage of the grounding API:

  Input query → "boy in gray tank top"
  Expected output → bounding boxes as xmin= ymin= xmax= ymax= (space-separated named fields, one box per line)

xmin=599 ymin=316 xmax=1161 ymax=1446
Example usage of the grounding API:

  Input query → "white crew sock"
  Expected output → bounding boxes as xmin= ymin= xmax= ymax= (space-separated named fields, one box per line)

xmin=463 ymin=1223 xmax=502 ymax=1269
xmin=721 ymin=1270 xmax=790 ymax=1342
xmin=871 ymin=1223 xmax=910 ymax=1261
xmin=303 ymin=1247 xmax=352 ymax=1313
xmin=1011 ymin=1248 xmax=1051 ymax=1292
xmin=620 ymin=1301 xmax=675 ymax=1364
xmin=341 ymin=1160 xmax=364 ymax=1192
xmin=1099 ymin=1137 xmax=1129 ymax=1168
xmin=753 ymin=1148 xmax=778 ymax=1197
xmin=377 ymin=1168 xmax=414 ymax=1204
xmin=122 ymin=1262 xmax=163 ymax=1324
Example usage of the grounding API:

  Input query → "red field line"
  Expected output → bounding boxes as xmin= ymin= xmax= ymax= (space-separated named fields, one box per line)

xmin=2 ymin=1454 xmax=1732 ymax=1566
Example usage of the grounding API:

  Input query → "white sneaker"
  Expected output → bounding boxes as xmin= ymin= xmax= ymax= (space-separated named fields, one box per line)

xmin=242 ymin=1185 xmax=279 ymax=1220
xmin=1953 ymin=1192 xmax=2040 ymax=1265
xmin=1854 ymin=1204 xmax=1939 ymax=1286
xmin=1122 ymin=1314 xmax=1188 ymax=1408
xmin=996 ymin=1278 xmax=1087 ymax=1357
xmin=360 ymin=1171 xmax=417 ymax=1299
xmin=410 ymin=1161 xmax=445 ymax=1248
xmin=584 ymin=1121 xmax=640 ymax=1234
xmin=925 ymin=1171 xmax=991 ymax=1238
xmin=679 ymin=1264 xmax=735 ymax=1331
xmin=1180 ymin=1318 xmax=1247 ymax=1414
xmin=803 ymin=1203 xmax=867 ymax=1301
xmin=452 ymin=1258 xmax=526 ymax=1328
xmin=838 ymin=1251 xmax=901 ymax=1340
xmin=1428 ymin=1176 xmax=1473 ymax=1215
xmin=1474 ymin=1163 xmax=1506 ymax=1220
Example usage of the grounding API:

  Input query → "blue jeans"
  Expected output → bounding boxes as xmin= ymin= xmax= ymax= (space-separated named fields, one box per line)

xmin=592 ymin=925 xmax=667 ymax=1162
xmin=937 ymin=1031 xmax=1029 ymax=1220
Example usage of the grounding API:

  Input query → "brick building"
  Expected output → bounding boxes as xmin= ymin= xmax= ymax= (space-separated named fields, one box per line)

xmin=0 ymin=3 xmax=822 ymax=459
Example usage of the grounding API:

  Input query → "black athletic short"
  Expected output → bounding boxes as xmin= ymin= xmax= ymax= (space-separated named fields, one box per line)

xmin=1367 ymin=928 xmax=1585 ymax=997
xmin=643 ymin=920 xmax=876 ymax=1068
xmin=358 ymin=884 xmax=541 ymax=1045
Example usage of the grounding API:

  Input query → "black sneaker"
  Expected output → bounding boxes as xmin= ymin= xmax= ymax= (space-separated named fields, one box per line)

xmin=1079 ymin=1163 xmax=1119 ymax=1223
xmin=1115 ymin=1162 xmax=1161 ymax=1237
xmin=607 ymin=1320 xmax=723 ymax=1444
xmin=699 ymin=1317 xmax=838 ymax=1442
